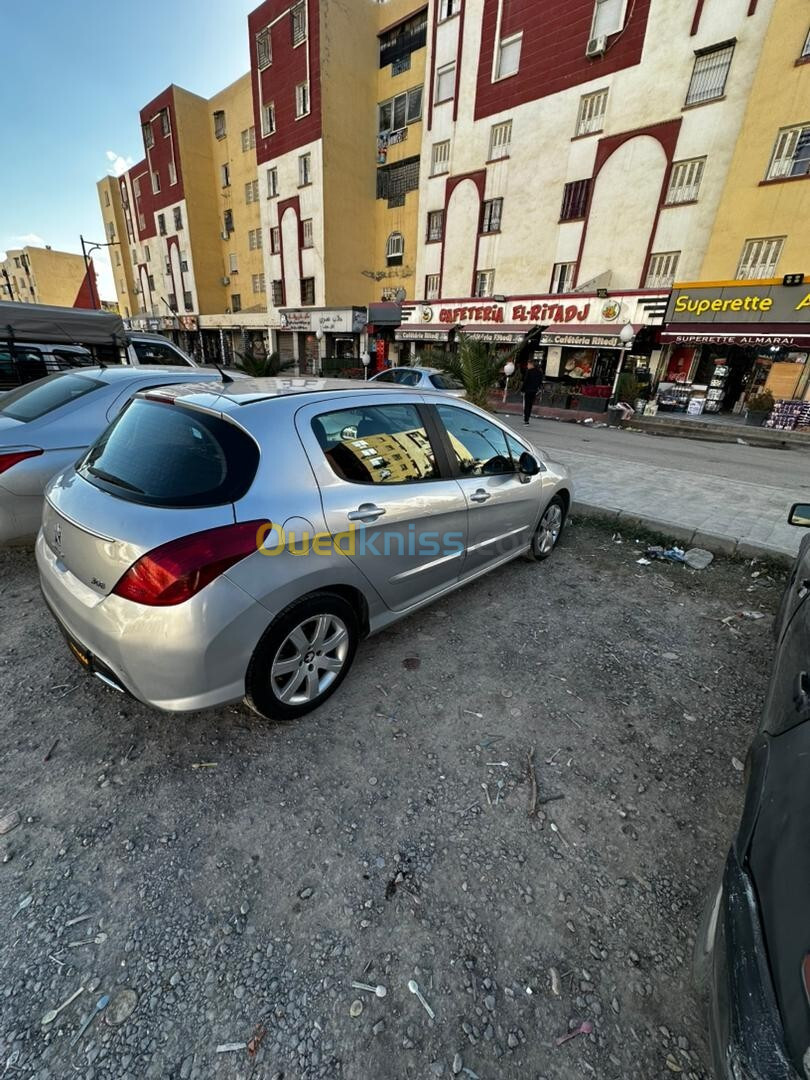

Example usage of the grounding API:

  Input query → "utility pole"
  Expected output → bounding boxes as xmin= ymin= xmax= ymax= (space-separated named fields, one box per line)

xmin=80 ymin=235 xmax=120 ymax=310
xmin=1 ymin=268 xmax=14 ymax=300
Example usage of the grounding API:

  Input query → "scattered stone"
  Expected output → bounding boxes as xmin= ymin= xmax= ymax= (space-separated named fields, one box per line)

xmin=299 ymin=887 xmax=314 ymax=900
xmin=0 ymin=810 xmax=20 ymax=835
xmin=349 ymin=999 xmax=363 ymax=1018
xmin=684 ymin=548 xmax=714 ymax=571
xmin=452 ymin=1053 xmax=463 ymax=1075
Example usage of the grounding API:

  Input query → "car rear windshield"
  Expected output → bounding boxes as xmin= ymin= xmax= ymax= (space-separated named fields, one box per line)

xmin=0 ymin=372 xmax=104 ymax=422
xmin=78 ymin=398 xmax=259 ymax=508
xmin=429 ymin=373 xmax=463 ymax=390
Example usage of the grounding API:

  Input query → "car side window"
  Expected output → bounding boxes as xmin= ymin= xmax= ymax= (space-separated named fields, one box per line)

xmin=374 ymin=371 xmax=396 ymax=383
xmin=394 ymin=370 xmax=420 ymax=386
xmin=312 ymin=404 xmax=439 ymax=485
xmin=132 ymin=340 xmax=188 ymax=366
xmin=435 ymin=404 xmax=515 ymax=477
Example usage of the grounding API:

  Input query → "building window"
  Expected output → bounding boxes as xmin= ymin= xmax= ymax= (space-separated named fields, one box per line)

xmin=480 ymin=198 xmax=503 ymax=234
xmin=591 ymin=0 xmax=627 ymax=39
xmin=221 ymin=163 xmax=231 ymax=187
xmin=496 ymin=33 xmax=522 ymax=80
xmin=439 ymin=0 xmax=460 ymax=18
xmin=298 ymin=153 xmax=312 ymax=186
xmin=426 ymin=210 xmax=444 ymax=242
xmin=645 ymin=251 xmax=680 ymax=289
xmin=301 ymin=277 xmax=316 ymax=305
xmin=267 ymin=167 xmax=279 ymax=197
xmin=104 ymin=190 xmax=111 ymax=207
xmin=736 ymin=237 xmax=785 ymax=280
xmin=685 ymin=42 xmax=735 ymax=107
xmin=425 ymin=273 xmax=440 ymax=299
xmin=248 ymin=227 xmax=263 ymax=250
xmin=213 ymin=110 xmax=226 ymax=139
xmin=148 ymin=274 xmax=156 ymax=291
xmin=144 ymin=244 xmax=151 ymax=262
xmin=386 ymin=232 xmax=404 ymax=266
xmin=115 ymin=250 xmax=121 ymax=266
xmin=142 ymin=122 xmax=154 ymax=149
xmin=252 ymin=273 xmax=266 ymax=294
xmin=296 ymin=82 xmax=310 ymax=118
xmin=291 ymin=1 xmax=307 ymax=45
xmin=168 ymin=292 xmax=178 ymax=312
xmin=302 ymin=218 xmax=314 ymax=248
xmin=474 ymin=269 xmax=494 ymax=298
xmin=560 ymin=178 xmax=592 ymax=221
xmin=489 ymin=121 xmax=512 ymax=160
xmin=665 ymin=157 xmax=706 ymax=203
xmin=229 ymin=253 xmax=238 ymax=273
xmin=576 ymin=89 xmax=608 ymax=136
xmin=766 ymin=125 xmax=810 ymax=180
xmin=224 ymin=209 xmax=234 ymax=234
xmin=802 ymin=27 xmax=810 ymax=59
xmin=256 ymin=26 xmax=271 ymax=69
xmin=151 ymin=171 xmax=161 ymax=194
xmin=270 ymin=227 xmax=280 ymax=253
xmin=160 ymin=109 xmax=170 ymax=137
xmin=435 ymin=63 xmax=456 ymax=104
xmin=245 ymin=178 xmax=260 ymax=203
xmin=183 ymin=291 xmax=193 ymax=311
xmin=174 ymin=207 xmax=183 ymax=231
xmin=241 ymin=126 xmax=256 ymax=152
xmin=106 ymin=221 xmax=116 ymax=242
xmin=158 ymin=214 xmax=166 ymax=236
xmin=378 ymin=86 xmax=423 ymax=132
xmin=271 ymin=280 xmax=284 ymax=306
xmin=376 ymin=155 xmax=420 ymax=207
xmin=378 ymin=10 xmax=428 ymax=70
xmin=261 ymin=101 xmax=276 ymax=137
xmin=431 ymin=140 xmax=450 ymax=175
xmin=550 ymin=262 xmax=576 ymax=293
xmin=180 ymin=255 xmax=189 ymax=273
xmin=231 ymin=293 xmax=242 ymax=313
xmin=168 ymin=160 xmax=177 ymax=186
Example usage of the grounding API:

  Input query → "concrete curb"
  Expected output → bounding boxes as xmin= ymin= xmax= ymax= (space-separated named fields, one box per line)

xmin=571 ymin=500 xmax=795 ymax=567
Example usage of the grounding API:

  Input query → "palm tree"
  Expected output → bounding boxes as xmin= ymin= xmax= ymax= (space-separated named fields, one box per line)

xmin=425 ymin=339 xmax=516 ymax=411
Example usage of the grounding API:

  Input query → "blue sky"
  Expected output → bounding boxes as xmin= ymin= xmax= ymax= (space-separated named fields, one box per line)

xmin=0 ymin=0 xmax=256 ymax=299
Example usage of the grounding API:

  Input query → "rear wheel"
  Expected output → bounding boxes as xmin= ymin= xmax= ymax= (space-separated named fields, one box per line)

xmin=524 ymin=495 xmax=566 ymax=562
xmin=245 ymin=592 xmax=359 ymax=721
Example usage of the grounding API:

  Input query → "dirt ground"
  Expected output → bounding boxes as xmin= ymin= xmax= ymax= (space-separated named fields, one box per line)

xmin=0 ymin=521 xmax=785 ymax=1080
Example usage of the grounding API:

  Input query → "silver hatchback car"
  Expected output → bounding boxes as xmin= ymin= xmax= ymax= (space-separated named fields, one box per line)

xmin=37 ymin=378 xmax=572 ymax=720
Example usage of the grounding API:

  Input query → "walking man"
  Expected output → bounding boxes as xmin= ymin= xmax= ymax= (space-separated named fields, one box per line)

xmin=522 ymin=359 xmax=543 ymax=424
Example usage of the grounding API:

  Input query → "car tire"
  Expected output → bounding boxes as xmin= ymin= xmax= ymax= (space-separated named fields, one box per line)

xmin=245 ymin=592 xmax=359 ymax=721
xmin=523 ymin=495 xmax=567 ymax=562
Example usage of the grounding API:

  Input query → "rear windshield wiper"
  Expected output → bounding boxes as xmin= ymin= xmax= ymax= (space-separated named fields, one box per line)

xmin=85 ymin=465 xmax=145 ymax=494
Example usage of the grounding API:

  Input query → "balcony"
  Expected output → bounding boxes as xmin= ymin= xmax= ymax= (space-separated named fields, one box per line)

xmin=379 ymin=21 xmax=427 ymax=69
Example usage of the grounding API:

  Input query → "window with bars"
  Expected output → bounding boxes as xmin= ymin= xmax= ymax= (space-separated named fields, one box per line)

xmin=376 ymin=156 xmax=420 ymax=207
xmin=426 ymin=210 xmax=444 ymax=242
xmin=248 ymin=228 xmax=263 ymax=250
xmin=560 ymin=179 xmax=592 ymax=221
xmin=685 ymin=42 xmax=734 ymax=107
xmin=489 ymin=121 xmax=512 ymax=160
xmin=142 ymin=122 xmax=154 ymax=149
xmin=261 ymin=102 xmax=276 ymax=137
xmin=302 ymin=219 xmax=314 ymax=248
xmin=736 ymin=237 xmax=785 ymax=280
xmin=267 ymin=168 xmax=278 ymax=197
xmin=256 ymin=27 xmax=271 ymax=69
xmin=174 ymin=207 xmax=183 ymax=231
xmin=431 ymin=140 xmax=450 ymax=175
xmin=213 ymin=110 xmax=226 ymax=139
xmin=299 ymin=153 xmax=312 ymax=186
xmin=425 ymin=274 xmax=440 ymax=299
xmin=378 ymin=86 xmax=423 ymax=132
xmin=291 ymin=2 xmax=307 ymax=45
xmin=158 ymin=214 xmax=166 ymax=236
xmin=271 ymin=280 xmax=284 ymax=306
xmin=766 ymin=125 xmax=810 ymax=180
xmin=550 ymin=262 xmax=576 ymax=293
xmin=378 ymin=10 xmax=428 ymax=69
xmin=301 ymin=277 xmax=316 ymax=305
xmin=386 ymin=232 xmax=404 ymax=266
xmin=439 ymin=0 xmax=460 ymax=18
xmin=296 ymin=82 xmax=310 ymax=118
xmin=252 ymin=273 xmax=266 ymax=294
xmin=576 ymin=89 xmax=608 ymax=136
xmin=183 ymin=290 xmax=193 ymax=311
xmin=223 ymin=209 xmax=234 ymax=234
xmin=144 ymin=244 xmax=151 ymax=262
xmin=270 ymin=227 xmax=280 ymax=253
xmin=241 ymin=127 xmax=256 ymax=152
xmin=645 ymin=251 xmax=680 ymax=288
xmin=665 ymin=158 xmax=706 ymax=203
xmin=496 ymin=34 xmax=522 ymax=80
xmin=435 ymin=63 xmax=456 ymax=103
xmin=474 ymin=270 xmax=495 ymax=298
xmin=481 ymin=198 xmax=503 ymax=234
xmin=245 ymin=179 xmax=260 ymax=203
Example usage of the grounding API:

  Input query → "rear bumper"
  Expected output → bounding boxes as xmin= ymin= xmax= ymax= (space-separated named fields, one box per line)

xmin=704 ymin=849 xmax=801 ymax=1079
xmin=36 ymin=531 xmax=271 ymax=712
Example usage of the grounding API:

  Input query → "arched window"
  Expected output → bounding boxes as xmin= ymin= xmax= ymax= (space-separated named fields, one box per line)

xmin=386 ymin=232 xmax=404 ymax=267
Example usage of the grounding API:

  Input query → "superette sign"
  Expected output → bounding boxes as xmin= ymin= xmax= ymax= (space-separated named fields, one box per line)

xmin=666 ymin=284 xmax=810 ymax=324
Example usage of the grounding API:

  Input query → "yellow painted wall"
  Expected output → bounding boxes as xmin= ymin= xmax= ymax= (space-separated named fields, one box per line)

xmin=701 ymin=0 xmax=810 ymax=280
xmin=208 ymin=73 xmax=266 ymax=313
xmin=0 ymin=247 xmax=87 ymax=307
xmin=97 ymin=176 xmax=138 ymax=316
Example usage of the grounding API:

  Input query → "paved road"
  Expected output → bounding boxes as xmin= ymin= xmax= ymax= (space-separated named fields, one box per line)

xmin=503 ymin=415 xmax=810 ymax=558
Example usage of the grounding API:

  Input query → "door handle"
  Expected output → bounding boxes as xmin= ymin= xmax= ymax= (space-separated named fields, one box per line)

xmin=347 ymin=503 xmax=386 ymax=523
xmin=470 ymin=489 xmax=491 ymax=504
xmin=798 ymin=580 xmax=810 ymax=600
xmin=794 ymin=671 xmax=810 ymax=712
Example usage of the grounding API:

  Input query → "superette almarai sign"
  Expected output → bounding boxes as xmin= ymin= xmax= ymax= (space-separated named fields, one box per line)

xmin=666 ymin=283 xmax=810 ymax=324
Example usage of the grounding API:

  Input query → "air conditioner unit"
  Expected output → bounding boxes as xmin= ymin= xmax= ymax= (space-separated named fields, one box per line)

xmin=586 ymin=35 xmax=607 ymax=57
xmin=221 ymin=276 xmax=230 ymax=285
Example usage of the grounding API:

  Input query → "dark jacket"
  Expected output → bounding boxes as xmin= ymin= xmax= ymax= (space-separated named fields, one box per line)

xmin=522 ymin=367 xmax=543 ymax=394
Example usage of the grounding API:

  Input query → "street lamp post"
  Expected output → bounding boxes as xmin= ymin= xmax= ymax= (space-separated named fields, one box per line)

xmin=502 ymin=360 xmax=516 ymax=404
xmin=80 ymin=235 xmax=119 ymax=310
xmin=611 ymin=323 xmax=636 ymax=402
xmin=362 ymin=352 xmax=372 ymax=381
xmin=315 ymin=328 xmax=324 ymax=376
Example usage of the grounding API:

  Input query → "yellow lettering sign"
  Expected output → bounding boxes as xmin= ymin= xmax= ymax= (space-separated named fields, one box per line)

xmin=796 ymin=292 xmax=810 ymax=312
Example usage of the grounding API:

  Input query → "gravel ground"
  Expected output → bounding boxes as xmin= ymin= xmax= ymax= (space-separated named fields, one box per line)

xmin=0 ymin=521 xmax=785 ymax=1080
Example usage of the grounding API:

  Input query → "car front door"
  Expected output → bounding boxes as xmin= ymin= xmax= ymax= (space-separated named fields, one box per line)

xmin=432 ymin=402 xmax=546 ymax=576
xmin=763 ymin=535 xmax=810 ymax=736
xmin=297 ymin=397 xmax=468 ymax=611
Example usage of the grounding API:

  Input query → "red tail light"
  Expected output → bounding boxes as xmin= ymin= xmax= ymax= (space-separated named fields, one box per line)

xmin=112 ymin=520 xmax=268 ymax=606
xmin=0 ymin=449 xmax=43 ymax=475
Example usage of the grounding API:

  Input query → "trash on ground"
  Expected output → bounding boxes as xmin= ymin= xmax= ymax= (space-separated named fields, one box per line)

xmin=104 ymin=988 xmax=138 ymax=1027
xmin=65 ymin=914 xmax=92 ymax=928
xmin=486 ymin=761 xmax=508 ymax=768
xmin=70 ymin=994 xmax=109 ymax=1047
xmin=684 ymin=548 xmax=714 ymax=571
xmin=408 ymin=978 xmax=435 ymax=1020
xmin=736 ymin=437 xmax=749 ymax=446
xmin=349 ymin=999 xmax=364 ymax=1018
xmin=646 ymin=545 xmax=686 ymax=564
xmin=636 ymin=558 xmax=652 ymax=566
xmin=550 ymin=968 xmax=562 ymax=996
xmin=732 ymin=757 xmax=745 ymax=772
xmin=351 ymin=981 xmax=387 ymax=997
xmin=67 ymin=933 xmax=107 ymax=947
xmin=191 ymin=762 xmax=218 ymax=769
xmin=41 ymin=986 xmax=84 ymax=1026
xmin=247 ymin=1024 xmax=267 ymax=1056
xmin=740 ymin=610 xmax=766 ymax=620
xmin=0 ymin=810 xmax=21 ymax=835
xmin=43 ymin=738 xmax=60 ymax=763
xmin=527 ymin=747 xmax=538 ymax=817
xmin=556 ymin=1019 xmax=594 ymax=1047
xmin=216 ymin=1041 xmax=248 ymax=1053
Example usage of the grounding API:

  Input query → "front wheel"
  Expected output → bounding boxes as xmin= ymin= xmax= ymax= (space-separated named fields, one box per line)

xmin=245 ymin=592 xmax=359 ymax=721
xmin=524 ymin=495 xmax=566 ymax=562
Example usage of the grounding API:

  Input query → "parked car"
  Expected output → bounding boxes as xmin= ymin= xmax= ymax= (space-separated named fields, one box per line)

xmin=696 ymin=502 xmax=810 ymax=1080
xmin=369 ymin=366 xmax=466 ymax=397
xmin=37 ymin=378 xmax=571 ymax=720
xmin=0 ymin=366 xmax=241 ymax=544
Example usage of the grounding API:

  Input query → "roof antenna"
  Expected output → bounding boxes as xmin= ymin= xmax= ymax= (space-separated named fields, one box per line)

xmin=214 ymin=363 xmax=234 ymax=384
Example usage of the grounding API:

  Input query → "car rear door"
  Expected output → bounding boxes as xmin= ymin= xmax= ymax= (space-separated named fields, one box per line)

xmin=296 ymin=395 xmax=468 ymax=611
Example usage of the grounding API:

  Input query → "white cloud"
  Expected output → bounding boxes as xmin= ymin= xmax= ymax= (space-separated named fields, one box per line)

xmin=8 ymin=232 xmax=46 ymax=248
xmin=105 ymin=150 xmax=134 ymax=177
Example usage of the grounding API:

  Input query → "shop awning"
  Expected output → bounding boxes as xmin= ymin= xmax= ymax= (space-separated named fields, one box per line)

xmin=540 ymin=324 xmax=642 ymax=348
xmin=394 ymin=324 xmax=457 ymax=342
xmin=661 ymin=324 xmax=810 ymax=348
xmin=458 ymin=323 xmax=541 ymax=344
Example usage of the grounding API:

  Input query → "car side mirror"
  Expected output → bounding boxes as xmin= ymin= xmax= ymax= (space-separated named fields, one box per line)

xmin=788 ymin=503 xmax=810 ymax=527
xmin=518 ymin=451 xmax=540 ymax=476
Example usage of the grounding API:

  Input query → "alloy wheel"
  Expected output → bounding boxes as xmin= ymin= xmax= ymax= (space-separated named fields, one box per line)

xmin=270 ymin=614 xmax=350 ymax=705
xmin=536 ymin=503 xmax=563 ymax=555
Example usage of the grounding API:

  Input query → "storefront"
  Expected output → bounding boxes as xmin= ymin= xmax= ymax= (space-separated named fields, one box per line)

xmin=126 ymin=315 xmax=202 ymax=360
xmin=275 ymin=307 xmax=367 ymax=375
xmin=197 ymin=313 xmax=270 ymax=368
xmin=658 ymin=282 xmax=810 ymax=417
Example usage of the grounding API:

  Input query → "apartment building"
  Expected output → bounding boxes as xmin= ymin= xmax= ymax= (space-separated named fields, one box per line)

xmin=0 ymin=246 xmax=94 ymax=308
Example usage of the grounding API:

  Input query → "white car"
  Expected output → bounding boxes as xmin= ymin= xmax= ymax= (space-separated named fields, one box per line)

xmin=369 ymin=366 xmax=466 ymax=397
